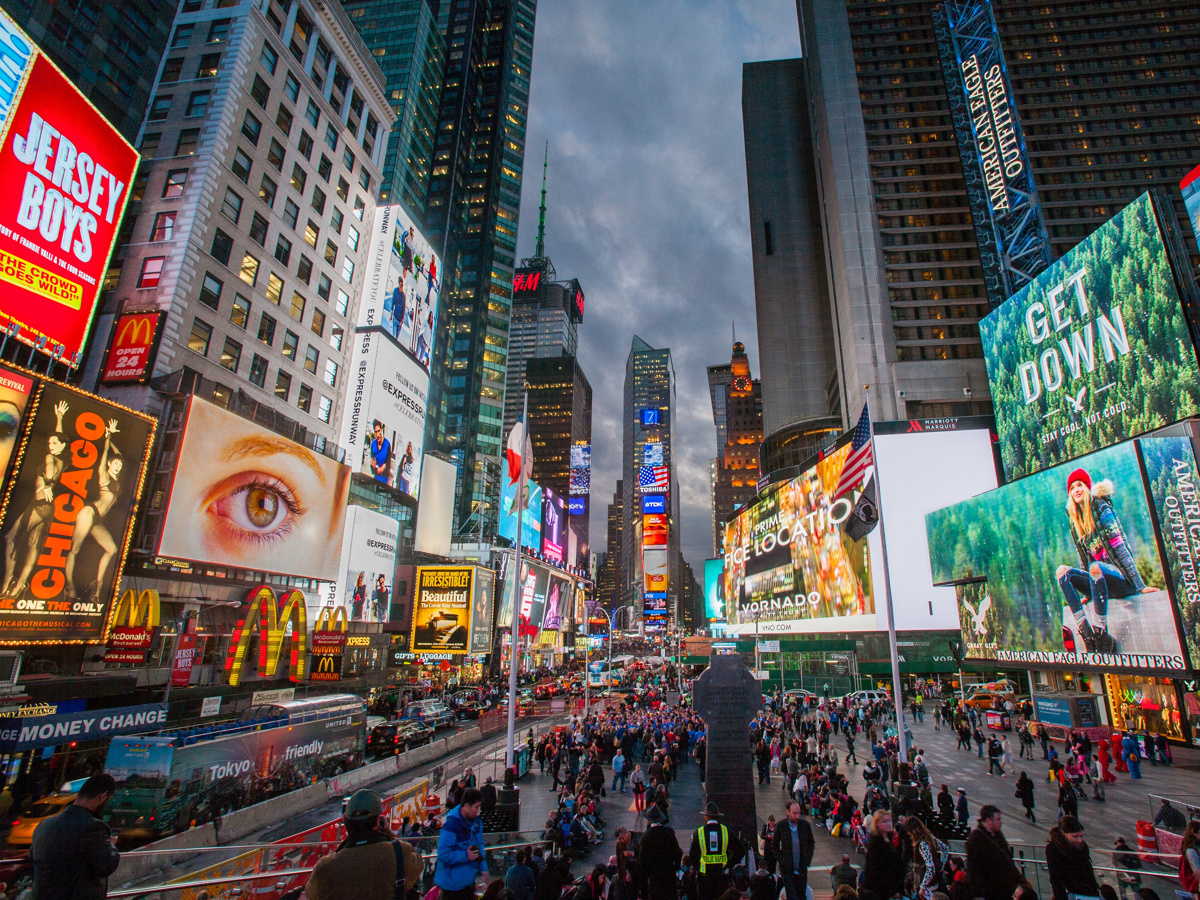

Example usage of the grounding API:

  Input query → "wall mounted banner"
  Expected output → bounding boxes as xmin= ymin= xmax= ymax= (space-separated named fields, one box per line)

xmin=100 ymin=311 xmax=165 ymax=384
xmin=0 ymin=702 xmax=167 ymax=752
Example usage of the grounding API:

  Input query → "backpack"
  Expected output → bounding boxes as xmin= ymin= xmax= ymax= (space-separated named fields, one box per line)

xmin=392 ymin=840 xmax=423 ymax=900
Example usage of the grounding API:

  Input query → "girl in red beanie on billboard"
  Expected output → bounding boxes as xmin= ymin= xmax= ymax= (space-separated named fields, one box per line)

xmin=1055 ymin=467 xmax=1157 ymax=654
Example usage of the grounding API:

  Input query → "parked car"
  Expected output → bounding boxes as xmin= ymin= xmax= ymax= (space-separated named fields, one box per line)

xmin=400 ymin=699 xmax=456 ymax=728
xmin=845 ymin=689 xmax=891 ymax=706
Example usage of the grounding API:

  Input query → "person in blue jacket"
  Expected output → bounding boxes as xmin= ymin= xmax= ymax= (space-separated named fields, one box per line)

xmin=435 ymin=787 xmax=487 ymax=900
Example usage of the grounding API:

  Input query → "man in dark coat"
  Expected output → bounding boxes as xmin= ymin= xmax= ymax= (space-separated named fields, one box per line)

xmin=965 ymin=805 xmax=1022 ymax=900
xmin=31 ymin=773 xmax=120 ymax=900
xmin=638 ymin=806 xmax=682 ymax=900
xmin=770 ymin=801 xmax=815 ymax=900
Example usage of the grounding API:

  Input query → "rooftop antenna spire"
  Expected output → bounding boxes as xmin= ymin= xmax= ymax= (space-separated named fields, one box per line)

xmin=732 ymin=320 xmax=736 ymax=345
xmin=534 ymin=142 xmax=548 ymax=260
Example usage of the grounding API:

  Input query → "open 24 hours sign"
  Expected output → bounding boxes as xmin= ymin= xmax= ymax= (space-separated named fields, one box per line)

xmin=0 ymin=14 xmax=138 ymax=364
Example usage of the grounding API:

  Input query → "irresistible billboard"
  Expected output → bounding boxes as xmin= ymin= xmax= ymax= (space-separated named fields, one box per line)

xmin=499 ymin=477 xmax=542 ymax=553
xmin=341 ymin=328 xmax=428 ymax=499
xmin=159 ymin=396 xmax=351 ymax=581
xmin=0 ymin=363 xmax=33 ymax=481
xmin=319 ymin=505 xmax=399 ymax=622
xmin=100 ymin=311 xmax=165 ymax=384
xmin=411 ymin=567 xmax=471 ymax=654
xmin=0 ymin=15 xmax=138 ymax=365
xmin=704 ymin=558 xmax=725 ymax=621
xmin=355 ymin=205 xmax=439 ymax=371
xmin=980 ymin=192 xmax=1200 ymax=480
xmin=0 ymin=380 xmax=153 ymax=644
xmin=469 ymin=567 xmax=495 ymax=654
xmin=927 ymin=439 xmax=1186 ymax=670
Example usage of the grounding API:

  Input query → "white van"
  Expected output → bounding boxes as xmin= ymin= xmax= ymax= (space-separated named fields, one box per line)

xmin=846 ymin=689 xmax=890 ymax=706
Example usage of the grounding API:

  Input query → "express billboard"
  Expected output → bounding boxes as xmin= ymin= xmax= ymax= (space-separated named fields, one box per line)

xmin=927 ymin=439 xmax=1187 ymax=670
xmin=340 ymin=328 xmax=428 ymax=500
xmin=980 ymin=192 xmax=1200 ymax=480
xmin=542 ymin=487 xmax=565 ymax=562
xmin=158 ymin=396 xmax=351 ymax=581
xmin=319 ymin=505 xmax=399 ymax=622
xmin=411 ymin=567 xmax=471 ymax=654
xmin=499 ymin=477 xmax=542 ymax=553
xmin=0 ymin=379 xmax=153 ymax=644
xmin=355 ymin=205 xmax=439 ymax=371
xmin=99 ymin=311 xmax=165 ymax=384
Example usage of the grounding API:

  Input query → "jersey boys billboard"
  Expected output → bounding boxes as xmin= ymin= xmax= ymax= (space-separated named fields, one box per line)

xmin=0 ymin=13 xmax=137 ymax=364
xmin=980 ymin=192 xmax=1200 ymax=480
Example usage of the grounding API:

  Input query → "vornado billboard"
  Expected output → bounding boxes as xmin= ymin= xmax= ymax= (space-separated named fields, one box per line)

xmin=979 ymin=192 xmax=1200 ymax=480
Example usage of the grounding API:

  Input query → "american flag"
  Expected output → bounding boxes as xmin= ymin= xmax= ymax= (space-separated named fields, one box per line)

xmin=638 ymin=465 xmax=669 ymax=492
xmin=834 ymin=404 xmax=874 ymax=498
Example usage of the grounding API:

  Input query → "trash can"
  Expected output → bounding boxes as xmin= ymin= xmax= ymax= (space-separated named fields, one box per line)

xmin=1136 ymin=820 xmax=1158 ymax=864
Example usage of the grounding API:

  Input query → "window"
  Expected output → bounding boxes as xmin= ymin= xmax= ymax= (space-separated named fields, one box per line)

xmin=297 ymin=255 xmax=312 ymax=284
xmin=160 ymin=58 xmax=183 ymax=83
xmin=324 ymin=124 xmax=338 ymax=151
xmin=241 ymin=111 xmax=262 ymax=145
xmin=267 ymin=138 xmax=285 ymax=171
xmin=198 ymin=272 xmax=223 ymax=309
xmin=357 ymin=167 xmax=370 ymax=192
xmin=188 ymin=318 xmax=212 ymax=355
xmin=148 ymin=95 xmax=171 ymax=121
xmin=317 ymin=154 xmax=332 ymax=182
xmin=303 ymin=220 xmax=319 ymax=248
xmin=317 ymin=273 xmax=331 ymax=300
xmin=282 ymin=329 xmax=299 ymax=358
xmin=305 ymin=99 xmax=320 ymax=128
xmin=330 ymin=325 xmax=343 ymax=351
xmin=197 ymin=53 xmax=220 ymax=78
xmin=298 ymin=131 xmax=313 ymax=160
xmin=259 ymin=175 xmax=278 ymax=207
xmin=335 ymin=289 xmax=349 ymax=317
xmin=138 ymin=256 xmax=165 ymax=287
xmin=323 ymin=239 xmax=337 ymax=265
xmin=330 ymin=207 xmax=344 ymax=234
xmin=274 ymin=235 xmax=292 ymax=265
xmin=317 ymin=395 xmax=331 ymax=423
xmin=335 ymin=176 xmax=349 ymax=201
xmin=352 ymin=196 xmax=365 ymax=220
xmin=304 ymin=344 xmax=319 ymax=374
xmin=276 ymin=104 xmax=293 ymax=134
xmin=284 ymin=70 xmax=299 ymax=102
xmin=282 ymin=199 xmax=299 ymax=229
xmin=311 ymin=308 xmax=326 ymax=336
xmin=150 ymin=211 xmax=176 ymax=242
xmin=207 ymin=19 xmax=230 ymax=42
xmin=239 ymin=253 xmax=259 ymax=286
xmin=171 ymin=24 xmax=193 ymax=49
xmin=289 ymin=291 xmax=305 ymax=321
xmin=219 ymin=188 xmax=243 ymax=224
xmin=290 ymin=164 xmax=307 ymax=193
xmin=175 ymin=128 xmax=200 ymax=155
xmin=340 ymin=257 xmax=354 ymax=283
xmin=231 ymin=148 xmax=252 ymax=183
xmin=363 ymin=113 xmax=378 ymax=156
xmin=311 ymin=186 xmax=326 ymax=214
xmin=231 ymin=294 xmax=251 ymax=329
xmin=182 ymin=0 xmax=201 ymax=11
xmin=323 ymin=359 xmax=338 ymax=388
xmin=347 ymin=226 xmax=359 ymax=252
xmin=249 ymin=212 xmax=269 ymax=246
xmin=248 ymin=354 xmax=268 ymax=387
xmin=297 ymin=383 xmax=312 ymax=413
xmin=162 ymin=169 xmax=188 ymax=198
xmin=250 ymin=74 xmax=270 ymax=108
xmin=132 ymin=169 xmax=149 ymax=201
xmin=275 ymin=369 xmax=291 ymax=401
xmin=220 ymin=337 xmax=241 ymax=372
xmin=260 ymin=42 xmax=279 ymax=74
xmin=342 ymin=146 xmax=355 ymax=171
xmin=265 ymin=272 xmax=283 ymax=304
xmin=210 ymin=229 xmax=233 ymax=265
xmin=140 ymin=132 xmax=161 ymax=157
xmin=258 ymin=312 xmax=277 ymax=344
xmin=348 ymin=90 xmax=363 ymax=133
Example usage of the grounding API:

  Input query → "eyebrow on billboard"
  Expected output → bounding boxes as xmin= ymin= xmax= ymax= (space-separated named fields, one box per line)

xmin=224 ymin=433 xmax=326 ymax=483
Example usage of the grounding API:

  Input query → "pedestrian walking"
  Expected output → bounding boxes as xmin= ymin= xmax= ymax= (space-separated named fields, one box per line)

xmin=638 ymin=806 xmax=682 ymax=900
xmin=1046 ymin=816 xmax=1100 ymax=900
xmin=1002 ymin=736 xmax=1014 ymax=774
xmin=612 ymin=748 xmax=627 ymax=794
xmin=1015 ymin=771 xmax=1036 ymax=824
xmin=770 ymin=800 xmax=814 ymax=900
xmin=965 ymin=805 xmax=1021 ymax=900
xmin=956 ymin=788 xmax=969 ymax=829
xmin=30 ymin=774 xmax=120 ymax=900
xmin=630 ymin=763 xmax=647 ymax=810
xmin=1039 ymin=723 xmax=1051 ymax=759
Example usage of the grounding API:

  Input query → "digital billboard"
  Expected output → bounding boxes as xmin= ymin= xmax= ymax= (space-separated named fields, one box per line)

xmin=642 ymin=494 xmax=665 ymax=514
xmin=643 ymin=546 xmax=668 ymax=595
xmin=542 ymin=487 xmax=565 ymax=562
xmin=158 ymin=396 xmax=351 ymax=581
xmin=980 ymin=192 xmax=1200 ymax=480
xmin=512 ymin=268 xmax=542 ymax=297
xmin=355 ymin=205 xmax=439 ymax=371
xmin=704 ymin=558 xmax=725 ymax=621
xmin=411 ymin=567 xmax=471 ymax=654
xmin=469 ymin=567 xmax=495 ymax=653
xmin=99 ymin=311 xmax=165 ymax=384
xmin=0 ymin=363 xmax=33 ymax=482
xmin=319 ymin=505 xmax=398 ymax=622
xmin=927 ymin=439 xmax=1187 ymax=670
xmin=0 ymin=15 xmax=138 ymax=365
xmin=569 ymin=442 xmax=590 ymax=495
xmin=643 ymin=513 xmax=667 ymax=547
xmin=340 ymin=327 xmax=428 ymax=499
xmin=643 ymin=441 xmax=663 ymax=466
xmin=499 ymin=477 xmax=542 ymax=553
xmin=498 ymin=555 xmax=580 ymax=633
xmin=1181 ymin=162 xmax=1200 ymax=256
xmin=541 ymin=573 xmax=571 ymax=631
xmin=0 ymin=379 xmax=154 ymax=644
xmin=568 ymin=496 xmax=587 ymax=517
xmin=640 ymin=409 xmax=660 ymax=426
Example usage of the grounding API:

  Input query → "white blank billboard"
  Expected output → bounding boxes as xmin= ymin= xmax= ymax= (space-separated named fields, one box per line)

xmin=415 ymin=455 xmax=457 ymax=557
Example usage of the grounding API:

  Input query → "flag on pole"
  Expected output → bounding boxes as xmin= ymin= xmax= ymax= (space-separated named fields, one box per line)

xmin=505 ymin=413 xmax=533 ymax=485
xmin=834 ymin=404 xmax=874 ymax=498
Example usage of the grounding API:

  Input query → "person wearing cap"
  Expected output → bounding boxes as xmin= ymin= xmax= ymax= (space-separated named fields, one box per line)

xmin=955 ymin=788 xmax=968 ymax=828
xmin=689 ymin=801 xmax=743 ymax=900
xmin=637 ymin=805 xmax=682 ymax=900
xmin=1046 ymin=815 xmax=1100 ymax=900
xmin=304 ymin=790 xmax=422 ymax=900
xmin=770 ymin=800 xmax=814 ymax=900
xmin=1056 ymin=466 xmax=1158 ymax=654
xmin=435 ymin=787 xmax=487 ymax=900
xmin=965 ymin=805 xmax=1022 ymax=900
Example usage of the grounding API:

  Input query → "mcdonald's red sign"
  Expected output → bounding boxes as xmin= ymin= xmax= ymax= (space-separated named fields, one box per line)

xmin=101 ymin=311 xmax=164 ymax=384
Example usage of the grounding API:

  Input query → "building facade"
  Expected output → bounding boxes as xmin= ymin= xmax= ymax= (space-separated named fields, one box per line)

xmin=601 ymin=481 xmax=623 ymax=611
xmin=707 ymin=342 xmax=763 ymax=557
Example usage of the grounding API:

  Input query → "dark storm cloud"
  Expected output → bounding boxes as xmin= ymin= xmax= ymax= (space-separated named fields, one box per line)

xmin=514 ymin=0 xmax=802 ymax=575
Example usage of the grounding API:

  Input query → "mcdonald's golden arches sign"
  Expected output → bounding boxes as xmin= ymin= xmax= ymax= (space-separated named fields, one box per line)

xmin=223 ymin=585 xmax=308 ymax=687
xmin=100 ymin=311 xmax=165 ymax=384
xmin=103 ymin=588 xmax=160 ymax=664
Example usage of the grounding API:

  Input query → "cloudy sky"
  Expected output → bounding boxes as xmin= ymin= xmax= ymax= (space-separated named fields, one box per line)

xmin=513 ymin=0 xmax=803 ymax=576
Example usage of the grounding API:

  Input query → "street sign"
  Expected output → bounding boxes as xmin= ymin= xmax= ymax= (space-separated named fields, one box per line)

xmin=757 ymin=641 xmax=780 ymax=654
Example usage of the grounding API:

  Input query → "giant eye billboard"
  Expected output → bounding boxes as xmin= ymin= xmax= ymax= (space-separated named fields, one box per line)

xmin=980 ymin=192 xmax=1200 ymax=480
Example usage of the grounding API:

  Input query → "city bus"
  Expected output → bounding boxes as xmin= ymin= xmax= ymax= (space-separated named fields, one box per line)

xmin=103 ymin=694 xmax=365 ymax=842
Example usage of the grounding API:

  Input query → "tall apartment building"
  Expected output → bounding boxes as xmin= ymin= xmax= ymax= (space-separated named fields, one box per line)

xmin=0 ymin=0 xmax=175 ymax=143
xmin=601 ymin=481 xmax=622 ymax=611
xmin=707 ymin=342 xmax=763 ymax=556
xmin=422 ymin=0 xmax=538 ymax=537
xmin=95 ymin=0 xmax=394 ymax=457
xmin=780 ymin=0 xmax=1200 ymax=423
xmin=340 ymin=0 xmax=444 ymax=218
xmin=621 ymin=337 xmax=680 ymax=621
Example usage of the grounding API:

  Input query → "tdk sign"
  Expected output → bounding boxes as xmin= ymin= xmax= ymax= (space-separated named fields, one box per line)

xmin=642 ymin=495 xmax=666 ymax=514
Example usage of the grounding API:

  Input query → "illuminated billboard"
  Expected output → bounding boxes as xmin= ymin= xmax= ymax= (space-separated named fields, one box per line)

xmin=499 ymin=477 xmax=542 ymax=553
xmin=568 ymin=496 xmax=587 ymax=517
xmin=498 ymin=555 xmax=580 ymax=633
xmin=541 ymin=573 xmax=571 ymax=631
xmin=980 ymin=192 xmax=1200 ymax=480
xmin=355 ymin=206 xmax=439 ymax=371
xmin=569 ymin=443 xmax=590 ymax=495
xmin=0 ymin=13 xmax=138 ymax=365
xmin=643 ymin=441 xmax=663 ymax=466
xmin=411 ymin=567 xmax=472 ymax=654
xmin=158 ymin=396 xmax=351 ymax=581
xmin=319 ymin=506 xmax=398 ymax=622
xmin=1182 ymin=162 xmax=1200 ymax=256
xmin=927 ymin=439 xmax=1187 ymax=671
xmin=642 ymin=494 xmax=666 ymax=514
xmin=469 ymin=567 xmax=495 ymax=653
xmin=542 ymin=487 xmax=565 ymax=562
xmin=643 ymin=513 xmax=667 ymax=547
xmin=0 ymin=364 xmax=33 ymax=482
xmin=0 ymin=379 xmax=154 ymax=644
xmin=99 ymin=311 xmax=165 ymax=384
xmin=512 ymin=268 xmax=542 ymax=297
xmin=340 ymin=327 xmax=428 ymax=499
xmin=704 ymin=558 xmax=725 ymax=621
xmin=640 ymin=409 xmax=660 ymax=426
xmin=643 ymin=546 xmax=668 ymax=595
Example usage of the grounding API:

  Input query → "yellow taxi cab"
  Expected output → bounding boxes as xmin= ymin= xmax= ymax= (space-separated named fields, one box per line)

xmin=7 ymin=778 xmax=88 ymax=849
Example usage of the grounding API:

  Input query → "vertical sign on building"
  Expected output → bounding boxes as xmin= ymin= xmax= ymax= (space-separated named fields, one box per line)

xmin=933 ymin=0 xmax=1051 ymax=308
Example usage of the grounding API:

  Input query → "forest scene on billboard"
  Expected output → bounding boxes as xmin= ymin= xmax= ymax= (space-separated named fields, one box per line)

xmin=980 ymin=192 xmax=1200 ymax=480
xmin=927 ymin=440 xmax=1185 ymax=669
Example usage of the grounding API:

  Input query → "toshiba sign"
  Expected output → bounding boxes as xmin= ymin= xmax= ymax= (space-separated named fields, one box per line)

xmin=0 ymin=13 xmax=138 ymax=365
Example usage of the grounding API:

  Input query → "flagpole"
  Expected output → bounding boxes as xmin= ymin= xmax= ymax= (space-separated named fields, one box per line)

xmin=505 ymin=390 xmax=529 ymax=772
xmin=863 ymin=387 xmax=909 ymax=762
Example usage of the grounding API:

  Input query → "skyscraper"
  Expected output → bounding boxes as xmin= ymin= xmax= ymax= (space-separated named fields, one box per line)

xmin=601 ymin=481 xmax=623 ymax=610
xmin=421 ymin=0 xmax=538 ymax=538
xmin=707 ymin=342 xmax=763 ymax=556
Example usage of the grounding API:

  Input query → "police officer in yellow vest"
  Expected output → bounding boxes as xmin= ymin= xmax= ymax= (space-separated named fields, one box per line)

xmin=688 ymin=801 xmax=743 ymax=900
